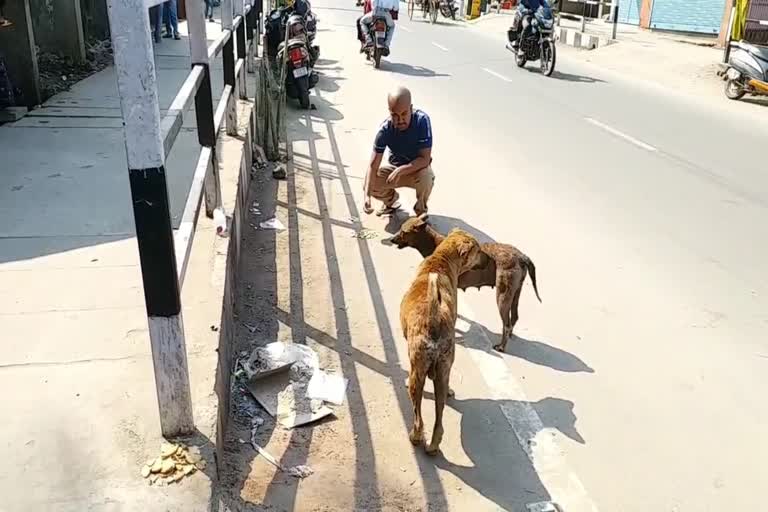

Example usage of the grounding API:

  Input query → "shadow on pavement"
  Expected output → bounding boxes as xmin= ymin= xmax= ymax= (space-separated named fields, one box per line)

xmin=383 ymin=61 xmax=452 ymax=77
xmin=458 ymin=316 xmax=595 ymax=373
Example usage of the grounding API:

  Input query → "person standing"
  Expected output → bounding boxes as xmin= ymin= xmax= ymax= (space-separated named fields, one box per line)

xmin=149 ymin=4 xmax=163 ymax=43
xmin=204 ymin=0 xmax=215 ymax=21
xmin=163 ymin=0 xmax=181 ymax=39
xmin=363 ymin=86 xmax=435 ymax=217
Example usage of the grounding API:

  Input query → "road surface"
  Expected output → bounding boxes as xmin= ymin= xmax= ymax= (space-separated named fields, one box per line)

xmin=224 ymin=4 xmax=768 ymax=511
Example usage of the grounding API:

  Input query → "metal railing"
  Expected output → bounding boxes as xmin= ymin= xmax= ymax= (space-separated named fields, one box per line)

xmin=107 ymin=0 xmax=260 ymax=437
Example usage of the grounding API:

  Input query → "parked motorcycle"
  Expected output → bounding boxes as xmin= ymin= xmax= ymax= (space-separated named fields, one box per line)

xmin=278 ymin=38 xmax=319 ymax=109
xmin=724 ymin=41 xmax=768 ymax=101
xmin=363 ymin=16 xmax=390 ymax=69
xmin=264 ymin=0 xmax=319 ymax=64
xmin=506 ymin=5 xmax=556 ymax=76
xmin=285 ymin=12 xmax=319 ymax=66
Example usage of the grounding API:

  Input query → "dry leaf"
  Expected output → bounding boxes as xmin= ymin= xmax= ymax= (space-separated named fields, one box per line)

xmin=160 ymin=443 xmax=177 ymax=458
xmin=140 ymin=465 xmax=151 ymax=478
xmin=150 ymin=458 xmax=163 ymax=473
xmin=183 ymin=464 xmax=196 ymax=475
xmin=195 ymin=460 xmax=207 ymax=470
xmin=160 ymin=459 xmax=175 ymax=474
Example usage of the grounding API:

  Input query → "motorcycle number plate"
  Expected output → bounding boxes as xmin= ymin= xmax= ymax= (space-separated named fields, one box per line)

xmin=293 ymin=66 xmax=308 ymax=78
xmin=375 ymin=31 xmax=386 ymax=39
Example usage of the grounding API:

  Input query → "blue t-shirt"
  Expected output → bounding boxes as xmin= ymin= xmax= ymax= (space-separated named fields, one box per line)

xmin=373 ymin=109 xmax=433 ymax=167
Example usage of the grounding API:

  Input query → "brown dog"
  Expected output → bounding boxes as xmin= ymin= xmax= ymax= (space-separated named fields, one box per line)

xmin=400 ymin=229 xmax=482 ymax=455
xmin=390 ymin=214 xmax=541 ymax=353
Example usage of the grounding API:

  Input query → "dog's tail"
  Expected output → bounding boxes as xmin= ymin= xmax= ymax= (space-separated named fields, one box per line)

xmin=427 ymin=272 xmax=442 ymax=337
xmin=523 ymin=256 xmax=542 ymax=303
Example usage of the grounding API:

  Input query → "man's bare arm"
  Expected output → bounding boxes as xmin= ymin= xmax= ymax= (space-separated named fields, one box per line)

xmin=365 ymin=151 xmax=384 ymax=196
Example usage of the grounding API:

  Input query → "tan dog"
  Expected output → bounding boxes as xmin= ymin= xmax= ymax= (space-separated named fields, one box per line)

xmin=390 ymin=214 xmax=541 ymax=353
xmin=400 ymin=229 xmax=483 ymax=455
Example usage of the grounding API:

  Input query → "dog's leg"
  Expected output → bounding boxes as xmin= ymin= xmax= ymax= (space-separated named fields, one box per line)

xmin=407 ymin=369 xmax=426 ymax=445
xmin=493 ymin=282 xmax=513 ymax=353
xmin=426 ymin=360 xmax=450 ymax=455
xmin=509 ymin=286 xmax=522 ymax=335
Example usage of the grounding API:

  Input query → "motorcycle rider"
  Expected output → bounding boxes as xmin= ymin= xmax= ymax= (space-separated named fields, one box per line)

xmin=359 ymin=0 xmax=398 ymax=56
xmin=357 ymin=0 xmax=373 ymax=51
xmin=510 ymin=0 xmax=548 ymax=56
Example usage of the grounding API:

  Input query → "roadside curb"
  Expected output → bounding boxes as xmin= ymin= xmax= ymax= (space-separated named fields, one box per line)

xmin=557 ymin=26 xmax=615 ymax=50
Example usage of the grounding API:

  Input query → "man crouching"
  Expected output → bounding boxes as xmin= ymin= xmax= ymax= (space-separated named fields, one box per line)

xmin=363 ymin=86 xmax=435 ymax=217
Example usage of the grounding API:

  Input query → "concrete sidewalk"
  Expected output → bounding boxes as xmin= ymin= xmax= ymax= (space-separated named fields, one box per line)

xmin=0 ymin=19 xmax=250 ymax=511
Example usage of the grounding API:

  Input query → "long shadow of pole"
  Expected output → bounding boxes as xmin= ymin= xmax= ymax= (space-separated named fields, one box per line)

xmin=311 ymin=90 xmax=450 ymax=509
xmin=303 ymin=111 xmax=384 ymax=509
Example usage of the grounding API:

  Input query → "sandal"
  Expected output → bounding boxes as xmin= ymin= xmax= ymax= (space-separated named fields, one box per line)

xmin=375 ymin=202 xmax=400 ymax=217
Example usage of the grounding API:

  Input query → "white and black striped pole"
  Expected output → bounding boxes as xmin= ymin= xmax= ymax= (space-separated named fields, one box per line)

xmin=106 ymin=0 xmax=194 ymax=437
xmin=235 ymin=0 xmax=248 ymax=100
xmin=222 ymin=0 xmax=239 ymax=136
xmin=186 ymin=0 xmax=223 ymax=217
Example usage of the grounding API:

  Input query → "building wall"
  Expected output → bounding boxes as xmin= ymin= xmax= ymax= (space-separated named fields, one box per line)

xmin=647 ymin=0 xmax=727 ymax=34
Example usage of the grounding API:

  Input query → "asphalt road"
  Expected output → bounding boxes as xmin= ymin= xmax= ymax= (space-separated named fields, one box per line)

xmin=304 ymin=4 xmax=768 ymax=510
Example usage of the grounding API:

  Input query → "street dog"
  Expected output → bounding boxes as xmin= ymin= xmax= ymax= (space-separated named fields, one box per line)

xmin=390 ymin=214 xmax=541 ymax=353
xmin=400 ymin=229 xmax=483 ymax=455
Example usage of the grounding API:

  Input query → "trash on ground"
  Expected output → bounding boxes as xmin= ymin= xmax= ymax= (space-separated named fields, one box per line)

xmin=352 ymin=228 xmax=378 ymax=239
xmin=259 ymin=217 xmax=286 ymax=231
xmin=306 ymin=369 xmax=348 ymax=406
xmin=213 ymin=208 xmax=229 ymax=237
xmin=287 ymin=464 xmax=314 ymax=478
xmin=272 ymin=164 xmax=287 ymax=180
xmin=244 ymin=342 xmax=336 ymax=428
xmin=251 ymin=440 xmax=314 ymax=479
xmin=141 ymin=442 xmax=206 ymax=486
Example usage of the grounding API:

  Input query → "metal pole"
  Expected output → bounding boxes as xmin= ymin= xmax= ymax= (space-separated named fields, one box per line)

xmin=723 ymin=5 xmax=735 ymax=63
xmin=611 ymin=0 xmax=618 ymax=39
xmin=235 ymin=0 xmax=248 ymax=99
xmin=222 ymin=0 xmax=238 ymax=136
xmin=105 ymin=0 xmax=194 ymax=438
xmin=581 ymin=0 xmax=587 ymax=32
xmin=187 ymin=0 xmax=223 ymax=217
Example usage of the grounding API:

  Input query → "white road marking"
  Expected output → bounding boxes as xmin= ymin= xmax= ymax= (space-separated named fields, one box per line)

xmin=431 ymin=41 xmax=449 ymax=51
xmin=399 ymin=25 xmax=413 ymax=32
xmin=584 ymin=117 xmax=658 ymax=152
xmin=482 ymin=67 xmax=513 ymax=82
xmin=457 ymin=298 xmax=600 ymax=512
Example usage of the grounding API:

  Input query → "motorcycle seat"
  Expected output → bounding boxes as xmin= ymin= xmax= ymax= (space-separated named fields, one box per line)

xmin=278 ymin=38 xmax=307 ymax=52
xmin=739 ymin=41 xmax=768 ymax=61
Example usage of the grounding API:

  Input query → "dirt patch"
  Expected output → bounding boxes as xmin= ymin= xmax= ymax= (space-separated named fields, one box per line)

xmin=37 ymin=39 xmax=112 ymax=100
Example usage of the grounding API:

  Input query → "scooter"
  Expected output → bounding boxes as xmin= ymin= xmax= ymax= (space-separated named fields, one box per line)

xmin=364 ymin=17 xmax=390 ymax=69
xmin=278 ymin=38 xmax=319 ymax=109
xmin=724 ymin=41 xmax=768 ymax=101
xmin=285 ymin=12 xmax=319 ymax=66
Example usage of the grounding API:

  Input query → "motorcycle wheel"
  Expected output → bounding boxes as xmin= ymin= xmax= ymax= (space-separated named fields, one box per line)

xmin=540 ymin=41 xmax=556 ymax=77
xmin=515 ymin=52 xmax=527 ymax=68
xmin=295 ymin=75 xmax=311 ymax=109
xmin=373 ymin=47 xmax=382 ymax=69
xmin=724 ymin=78 xmax=746 ymax=100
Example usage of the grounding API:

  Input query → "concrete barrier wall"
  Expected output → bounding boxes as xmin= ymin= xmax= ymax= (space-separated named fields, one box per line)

xmin=213 ymin=102 xmax=259 ymax=475
xmin=29 ymin=0 xmax=86 ymax=62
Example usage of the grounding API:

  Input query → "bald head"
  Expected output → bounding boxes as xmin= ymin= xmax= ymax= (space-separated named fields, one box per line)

xmin=387 ymin=86 xmax=413 ymax=131
xmin=388 ymin=86 xmax=412 ymax=109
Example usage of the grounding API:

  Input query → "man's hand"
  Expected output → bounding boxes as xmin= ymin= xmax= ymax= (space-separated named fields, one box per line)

xmin=386 ymin=167 xmax=404 ymax=184
xmin=363 ymin=196 xmax=373 ymax=215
